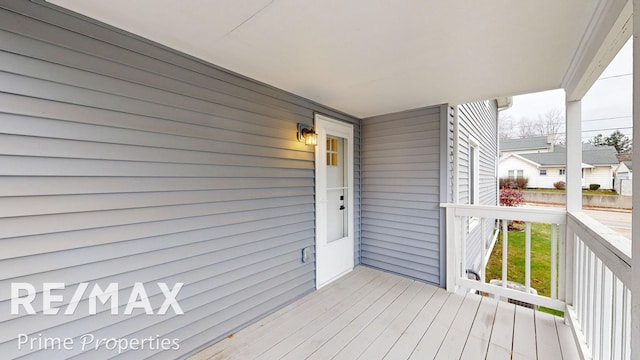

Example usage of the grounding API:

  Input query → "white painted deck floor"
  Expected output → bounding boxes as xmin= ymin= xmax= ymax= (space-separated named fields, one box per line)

xmin=191 ymin=266 xmax=580 ymax=360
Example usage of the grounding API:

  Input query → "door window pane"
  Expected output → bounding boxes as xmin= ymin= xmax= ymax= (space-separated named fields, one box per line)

xmin=326 ymin=136 xmax=347 ymax=243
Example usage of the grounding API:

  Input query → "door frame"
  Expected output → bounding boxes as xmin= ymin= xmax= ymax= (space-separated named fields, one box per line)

xmin=314 ymin=113 xmax=355 ymax=289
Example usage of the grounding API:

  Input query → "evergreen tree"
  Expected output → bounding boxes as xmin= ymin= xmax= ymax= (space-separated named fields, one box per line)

xmin=589 ymin=130 xmax=631 ymax=153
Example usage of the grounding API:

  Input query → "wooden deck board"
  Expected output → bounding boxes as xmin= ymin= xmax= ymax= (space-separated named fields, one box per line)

xmin=512 ymin=305 xmax=536 ymax=360
xmin=535 ymin=310 xmax=563 ymax=359
xmin=331 ymin=281 xmax=427 ymax=360
xmin=190 ymin=266 xmax=580 ymax=360
xmin=252 ymin=272 xmax=401 ymax=360
xmin=405 ymin=292 xmax=466 ymax=359
xmin=382 ymin=288 xmax=450 ymax=359
xmin=298 ymin=278 xmax=413 ymax=360
xmin=555 ymin=316 xmax=581 ymax=360
xmin=355 ymin=285 xmax=440 ymax=360
xmin=199 ymin=267 xmax=372 ymax=360
xmin=432 ymin=294 xmax=481 ymax=360
xmin=459 ymin=297 xmax=498 ymax=360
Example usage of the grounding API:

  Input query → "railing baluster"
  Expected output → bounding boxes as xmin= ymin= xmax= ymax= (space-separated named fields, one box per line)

xmin=593 ymin=252 xmax=598 ymax=351
xmin=502 ymin=219 xmax=507 ymax=289
xmin=585 ymin=249 xmax=594 ymax=349
xmin=623 ymin=286 xmax=630 ymax=360
xmin=559 ymin=224 xmax=566 ymax=301
xmin=575 ymin=237 xmax=582 ymax=319
xmin=592 ymin=257 xmax=601 ymax=358
xmin=551 ymin=224 xmax=558 ymax=299
xmin=600 ymin=263 xmax=613 ymax=359
xmin=577 ymin=238 xmax=584 ymax=325
xmin=525 ymin=221 xmax=531 ymax=293
xmin=581 ymin=240 xmax=588 ymax=333
xmin=461 ymin=216 xmax=467 ymax=283
xmin=610 ymin=273 xmax=617 ymax=360
xmin=480 ymin=220 xmax=486 ymax=282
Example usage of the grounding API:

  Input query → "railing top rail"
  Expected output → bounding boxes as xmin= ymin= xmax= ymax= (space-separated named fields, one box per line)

xmin=440 ymin=203 xmax=567 ymax=224
xmin=568 ymin=210 xmax=631 ymax=286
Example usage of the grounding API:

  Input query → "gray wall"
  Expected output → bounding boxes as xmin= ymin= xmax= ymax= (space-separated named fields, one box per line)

xmin=456 ymin=101 xmax=499 ymax=272
xmin=361 ymin=105 xmax=449 ymax=286
xmin=0 ymin=1 xmax=359 ymax=359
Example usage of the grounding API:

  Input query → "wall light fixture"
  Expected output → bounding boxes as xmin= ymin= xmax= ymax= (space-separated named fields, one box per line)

xmin=297 ymin=123 xmax=318 ymax=146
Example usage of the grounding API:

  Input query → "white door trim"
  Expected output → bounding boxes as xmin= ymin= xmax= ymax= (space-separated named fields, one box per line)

xmin=314 ymin=114 xmax=354 ymax=289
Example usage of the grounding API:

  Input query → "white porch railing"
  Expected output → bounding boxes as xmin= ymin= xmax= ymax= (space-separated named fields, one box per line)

xmin=442 ymin=203 xmax=632 ymax=360
xmin=566 ymin=211 xmax=632 ymax=360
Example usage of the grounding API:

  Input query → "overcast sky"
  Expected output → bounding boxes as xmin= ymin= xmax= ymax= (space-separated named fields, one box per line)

xmin=500 ymin=38 xmax=633 ymax=141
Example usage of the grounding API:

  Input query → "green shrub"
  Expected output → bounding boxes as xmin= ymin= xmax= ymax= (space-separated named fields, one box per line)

xmin=589 ymin=184 xmax=601 ymax=190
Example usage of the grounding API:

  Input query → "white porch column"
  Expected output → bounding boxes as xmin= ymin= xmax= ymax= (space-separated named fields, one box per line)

xmin=565 ymin=100 xmax=582 ymax=212
xmin=632 ymin=1 xmax=640 ymax=357
xmin=564 ymin=99 xmax=581 ymax=310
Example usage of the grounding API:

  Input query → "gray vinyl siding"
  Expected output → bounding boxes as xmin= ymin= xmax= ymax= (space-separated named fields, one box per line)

xmin=0 ymin=2 xmax=359 ymax=359
xmin=361 ymin=105 xmax=447 ymax=286
xmin=457 ymin=101 xmax=499 ymax=272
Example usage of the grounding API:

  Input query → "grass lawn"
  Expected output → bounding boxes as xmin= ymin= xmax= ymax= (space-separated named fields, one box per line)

xmin=485 ymin=221 xmax=563 ymax=316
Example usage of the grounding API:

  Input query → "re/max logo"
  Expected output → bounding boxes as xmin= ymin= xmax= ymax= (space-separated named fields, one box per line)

xmin=11 ymin=283 xmax=184 ymax=315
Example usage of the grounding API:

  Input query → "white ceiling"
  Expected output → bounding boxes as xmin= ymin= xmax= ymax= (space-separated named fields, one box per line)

xmin=50 ymin=0 xmax=600 ymax=118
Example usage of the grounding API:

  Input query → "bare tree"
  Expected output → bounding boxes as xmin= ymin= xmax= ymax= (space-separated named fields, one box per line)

xmin=517 ymin=117 xmax=537 ymax=138
xmin=500 ymin=108 xmax=566 ymax=140
xmin=498 ymin=115 xmax=514 ymax=139
xmin=534 ymin=108 xmax=565 ymax=138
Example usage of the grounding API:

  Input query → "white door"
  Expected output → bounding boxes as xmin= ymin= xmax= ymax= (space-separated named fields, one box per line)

xmin=315 ymin=114 xmax=354 ymax=288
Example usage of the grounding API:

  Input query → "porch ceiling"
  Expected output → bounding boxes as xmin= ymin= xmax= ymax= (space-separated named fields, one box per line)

xmin=50 ymin=0 xmax=601 ymax=117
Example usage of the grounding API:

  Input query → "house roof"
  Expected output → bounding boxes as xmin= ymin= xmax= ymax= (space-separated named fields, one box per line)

xmin=47 ymin=0 xmax=630 ymax=118
xmin=500 ymin=136 xmax=551 ymax=152
xmin=518 ymin=144 xmax=619 ymax=167
xmin=623 ymin=161 xmax=633 ymax=171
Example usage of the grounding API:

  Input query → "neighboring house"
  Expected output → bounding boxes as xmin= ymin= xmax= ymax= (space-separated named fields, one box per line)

xmin=615 ymin=160 xmax=633 ymax=195
xmin=617 ymin=160 xmax=633 ymax=179
xmin=499 ymin=143 xmax=619 ymax=189
xmin=499 ymin=135 xmax=555 ymax=156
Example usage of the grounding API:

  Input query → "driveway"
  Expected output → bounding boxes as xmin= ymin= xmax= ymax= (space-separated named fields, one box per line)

xmin=584 ymin=208 xmax=632 ymax=240
xmin=522 ymin=203 xmax=632 ymax=240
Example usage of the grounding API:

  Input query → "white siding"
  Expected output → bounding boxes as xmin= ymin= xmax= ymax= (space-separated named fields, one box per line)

xmin=585 ymin=166 xmax=615 ymax=189
xmin=0 ymin=2 xmax=360 ymax=359
xmin=499 ymin=156 xmax=540 ymax=187
xmin=536 ymin=167 xmax=566 ymax=189
xmin=457 ymin=101 xmax=499 ymax=273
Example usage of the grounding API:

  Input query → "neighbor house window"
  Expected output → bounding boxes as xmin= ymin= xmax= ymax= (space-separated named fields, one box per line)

xmin=540 ymin=169 xmax=547 ymax=176
xmin=559 ymin=169 xmax=566 ymax=175
xmin=509 ymin=170 xmax=524 ymax=179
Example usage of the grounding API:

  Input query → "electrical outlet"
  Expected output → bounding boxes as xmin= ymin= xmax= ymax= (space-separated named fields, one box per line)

xmin=301 ymin=247 xmax=314 ymax=263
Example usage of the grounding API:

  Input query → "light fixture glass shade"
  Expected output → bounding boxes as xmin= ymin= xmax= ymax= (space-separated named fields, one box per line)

xmin=297 ymin=123 xmax=318 ymax=146
xmin=305 ymin=132 xmax=318 ymax=146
